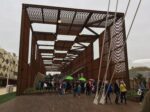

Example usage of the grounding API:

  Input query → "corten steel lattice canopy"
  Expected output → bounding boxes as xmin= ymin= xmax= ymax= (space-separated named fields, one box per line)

xmin=17 ymin=4 xmax=129 ymax=95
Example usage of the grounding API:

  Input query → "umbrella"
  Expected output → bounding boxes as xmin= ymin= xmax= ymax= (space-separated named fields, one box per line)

xmin=65 ymin=76 xmax=73 ymax=80
xmin=79 ymin=77 xmax=86 ymax=82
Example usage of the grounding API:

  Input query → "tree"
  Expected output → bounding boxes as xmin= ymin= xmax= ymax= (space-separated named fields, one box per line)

xmin=136 ymin=73 xmax=145 ymax=81
xmin=136 ymin=73 xmax=146 ymax=88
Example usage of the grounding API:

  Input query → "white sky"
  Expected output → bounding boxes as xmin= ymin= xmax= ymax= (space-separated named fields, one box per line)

xmin=0 ymin=0 xmax=150 ymax=68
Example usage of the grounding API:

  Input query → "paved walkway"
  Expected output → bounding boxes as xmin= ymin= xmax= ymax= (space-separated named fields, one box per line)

xmin=0 ymin=94 xmax=141 ymax=112
xmin=0 ymin=87 xmax=16 ymax=95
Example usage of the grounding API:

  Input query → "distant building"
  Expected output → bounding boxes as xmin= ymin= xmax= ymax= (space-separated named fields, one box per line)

xmin=0 ymin=48 xmax=18 ymax=86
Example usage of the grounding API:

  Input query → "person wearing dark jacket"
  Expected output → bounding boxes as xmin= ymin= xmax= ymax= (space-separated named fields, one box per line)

xmin=86 ymin=82 xmax=91 ymax=95
xmin=105 ymin=81 xmax=112 ymax=104
xmin=138 ymin=81 xmax=146 ymax=103
xmin=114 ymin=80 xmax=120 ymax=104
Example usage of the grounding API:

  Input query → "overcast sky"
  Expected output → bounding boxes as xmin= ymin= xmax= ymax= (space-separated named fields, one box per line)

xmin=0 ymin=0 xmax=150 ymax=68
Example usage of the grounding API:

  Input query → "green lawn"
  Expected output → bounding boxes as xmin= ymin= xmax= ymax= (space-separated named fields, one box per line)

xmin=0 ymin=92 xmax=16 ymax=104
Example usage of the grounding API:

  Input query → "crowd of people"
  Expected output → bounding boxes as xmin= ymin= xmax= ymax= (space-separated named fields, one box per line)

xmin=57 ymin=79 xmax=129 ymax=105
xmin=36 ymin=77 xmax=150 ymax=106
xmin=100 ymin=80 xmax=127 ymax=104
xmin=58 ymin=80 xmax=96 ymax=96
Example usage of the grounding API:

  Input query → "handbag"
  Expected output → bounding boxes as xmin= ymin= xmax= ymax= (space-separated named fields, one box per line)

xmin=137 ymin=89 xmax=142 ymax=96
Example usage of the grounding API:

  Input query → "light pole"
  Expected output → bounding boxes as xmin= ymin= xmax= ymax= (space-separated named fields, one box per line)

xmin=6 ymin=59 xmax=10 ymax=87
xmin=6 ymin=69 xmax=9 ymax=86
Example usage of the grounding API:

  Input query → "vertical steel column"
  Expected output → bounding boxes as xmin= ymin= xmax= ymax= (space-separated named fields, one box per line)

xmin=122 ymin=19 xmax=130 ymax=89
xmin=87 ymin=44 xmax=94 ymax=79
xmin=36 ymin=46 xmax=46 ymax=74
xmin=107 ymin=27 xmax=112 ymax=80
xmin=29 ymin=33 xmax=36 ymax=87
xmin=17 ymin=5 xmax=30 ymax=95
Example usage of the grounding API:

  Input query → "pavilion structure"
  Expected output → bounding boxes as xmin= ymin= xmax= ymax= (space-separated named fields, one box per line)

xmin=17 ymin=4 xmax=129 ymax=95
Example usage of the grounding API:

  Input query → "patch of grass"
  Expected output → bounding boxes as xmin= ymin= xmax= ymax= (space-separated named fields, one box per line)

xmin=127 ymin=90 xmax=138 ymax=98
xmin=127 ymin=89 xmax=149 ymax=98
xmin=0 ymin=92 xmax=16 ymax=104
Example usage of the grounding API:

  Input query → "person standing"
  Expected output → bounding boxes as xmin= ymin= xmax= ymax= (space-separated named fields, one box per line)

xmin=73 ymin=82 xmax=78 ymax=97
xmin=140 ymin=90 xmax=150 ymax=112
xmin=138 ymin=81 xmax=146 ymax=103
xmin=86 ymin=81 xmax=91 ymax=95
xmin=148 ymin=79 xmax=150 ymax=89
xmin=114 ymin=80 xmax=120 ymax=104
xmin=62 ymin=81 xmax=67 ymax=94
xmin=58 ymin=82 xmax=63 ymax=95
xmin=120 ymin=80 xmax=127 ymax=104
xmin=77 ymin=82 xmax=81 ymax=96
xmin=105 ymin=81 xmax=112 ymax=104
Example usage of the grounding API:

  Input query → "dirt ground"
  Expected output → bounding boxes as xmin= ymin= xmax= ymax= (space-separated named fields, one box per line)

xmin=0 ymin=94 xmax=141 ymax=112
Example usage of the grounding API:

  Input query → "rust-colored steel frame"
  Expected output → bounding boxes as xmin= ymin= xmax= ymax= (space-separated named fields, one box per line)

xmin=17 ymin=4 xmax=129 ymax=95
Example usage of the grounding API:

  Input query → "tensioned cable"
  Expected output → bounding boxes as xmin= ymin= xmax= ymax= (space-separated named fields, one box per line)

xmin=99 ymin=0 xmax=119 ymax=104
xmin=95 ymin=0 xmax=134 ymax=105
xmin=124 ymin=0 xmax=131 ymax=17
xmin=94 ymin=0 xmax=131 ymax=104
xmin=126 ymin=0 xmax=142 ymax=40
xmin=93 ymin=0 xmax=111 ymax=105
xmin=102 ymin=0 xmax=142 ymax=100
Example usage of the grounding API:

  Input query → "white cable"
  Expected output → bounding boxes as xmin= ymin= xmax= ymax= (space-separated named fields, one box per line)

xmin=99 ymin=0 xmax=119 ymax=104
xmin=103 ymin=0 xmax=142 ymax=99
xmin=124 ymin=0 xmax=131 ymax=17
xmin=93 ymin=0 xmax=111 ymax=105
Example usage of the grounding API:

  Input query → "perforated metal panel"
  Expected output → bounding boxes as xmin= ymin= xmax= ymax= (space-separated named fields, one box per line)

xmin=17 ymin=4 xmax=129 ymax=95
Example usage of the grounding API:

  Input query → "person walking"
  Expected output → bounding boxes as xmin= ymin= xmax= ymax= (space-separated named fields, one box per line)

xmin=114 ymin=80 xmax=120 ymax=104
xmin=120 ymin=80 xmax=127 ymax=104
